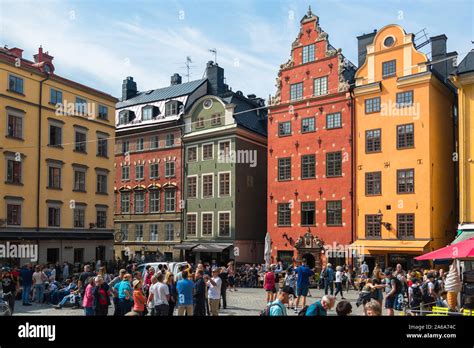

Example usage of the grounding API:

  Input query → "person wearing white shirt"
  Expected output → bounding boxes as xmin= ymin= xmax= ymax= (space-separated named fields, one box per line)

xmin=207 ymin=268 xmax=222 ymax=316
xmin=334 ymin=266 xmax=345 ymax=299
xmin=148 ymin=273 xmax=170 ymax=316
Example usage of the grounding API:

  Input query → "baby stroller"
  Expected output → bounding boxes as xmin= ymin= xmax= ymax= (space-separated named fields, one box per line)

xmin=0 ymin=290 xmax=12 ymax=316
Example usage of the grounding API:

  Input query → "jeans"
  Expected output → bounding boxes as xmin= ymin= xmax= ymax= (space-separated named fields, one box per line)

xmin=22 ymin=285 xmax=31 ymax=304
xmin=335 ymin=282 xmax=344 ymax=297
xmin=84 ymin=307 xmax=94 ymax=316
xmin=324 ymin=279 xmax=334 ymax=295
xmin=34 ymin=284 xmax=45 ymax=303
xmin=118 ymin=298 xmax=132 ymax=316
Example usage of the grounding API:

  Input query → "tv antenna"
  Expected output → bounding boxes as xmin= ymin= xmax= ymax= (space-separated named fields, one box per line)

xmin=209 ymin=48 xmax=217 ymax=63
xmin=184 ymin=56 xmax=193 ymax=82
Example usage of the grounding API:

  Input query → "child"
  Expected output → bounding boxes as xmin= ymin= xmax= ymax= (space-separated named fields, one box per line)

xmin=336 ymin=300 xmax=352 ymax=316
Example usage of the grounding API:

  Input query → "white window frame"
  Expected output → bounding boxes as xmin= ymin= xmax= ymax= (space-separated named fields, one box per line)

xmin=187 ymin=174 xmax=198 ymax=199
xmin=218 ymin=211 xmax=231 ymax=237
xmin=218 ymin=171 xmax=231 ymax=197
xmin=201 ymin=173 xmax=214 ymax=198
xmin=186 ymin=212 xmax=198 ymax=237
xmin=217 ymin=139 xmax=231 ymax=162
xmin=187 ymin=145 xmax=198 ymax=162
xmin=201 ymin=142 xmax=214 ymax=161
xmin=150 ymin=224 xmax=159 ymax=241
xmin=201 ymin=211 xmax=214 ymax=238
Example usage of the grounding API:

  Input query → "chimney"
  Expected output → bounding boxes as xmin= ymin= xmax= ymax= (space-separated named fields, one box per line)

xmin=171 ymin=73 xmax=182 ymax=85
xmin=357 ymin=30 xmax=377 ymax=67
xmin=206 ymin=61 xmax=226 ymax=96
xmin=33 ymin=46 xmax=54 ymax=65
xmin=430 ymin=34 xmax=448 ymax=80
xmin=122 ymin=76 xmax=137 ymax=101
xmin=9 ymin=47 xmax=23 ymax=59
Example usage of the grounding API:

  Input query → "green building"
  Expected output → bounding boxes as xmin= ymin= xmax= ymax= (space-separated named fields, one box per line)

xmin=177 ymin=61 xmax=267 ymax=264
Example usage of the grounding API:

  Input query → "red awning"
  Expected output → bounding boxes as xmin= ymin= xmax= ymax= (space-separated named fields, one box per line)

xmin=415 ymin=237 xmax=474 ymax=260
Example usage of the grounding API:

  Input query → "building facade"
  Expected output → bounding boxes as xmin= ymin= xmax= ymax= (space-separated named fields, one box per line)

xmin=180 ymin=61 xmax=267 ymax=264
xmin=352 ymin=25 xmax=457 ymax=271
xmin=451 ymin=50 xmax=474 ymax=230
xmin=0 ymin=46 xmax=117 ymax=264
xmin=267 ymin=8 xmax=356 ymax=269
xmin=114 ymin=74 xmax=207 ymax=262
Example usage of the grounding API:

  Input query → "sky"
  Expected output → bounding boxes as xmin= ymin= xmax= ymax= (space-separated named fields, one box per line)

xmin=0 ymin=0 xmax=472 ymax=100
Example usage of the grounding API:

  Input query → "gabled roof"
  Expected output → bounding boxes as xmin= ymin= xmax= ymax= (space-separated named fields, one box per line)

xmin=117 ymin=78 xmax=207 ymax=108
xmin=221 ymin=92 xmax=267 ymax=136
xmin=457 ymin=49 xmax=474 ymax=75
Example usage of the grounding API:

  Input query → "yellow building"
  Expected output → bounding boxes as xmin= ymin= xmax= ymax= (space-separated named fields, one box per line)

xmin=352 ymin=25 xmax=457 ymax=270
xmin=451 ymin=50 xmax=474 ymax=228
xmin=0 ymin=46 xmax=117 ymax=264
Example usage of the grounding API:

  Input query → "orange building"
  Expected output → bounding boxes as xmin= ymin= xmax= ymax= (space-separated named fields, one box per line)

xmin=352 ymin=25 xmax=457 ymax=271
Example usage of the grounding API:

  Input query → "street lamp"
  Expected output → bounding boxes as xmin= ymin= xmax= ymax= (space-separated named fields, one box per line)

xmin=377 ymin=209 xmax=392 ymax=230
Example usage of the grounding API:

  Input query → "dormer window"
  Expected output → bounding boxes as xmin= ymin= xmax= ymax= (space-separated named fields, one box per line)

xmin=142 ymin=105 xmax=160 ymax=121
xmin=165 ymin=100 xmax=181 ymax=116
xmin=118 ymin=110 xmax=135 ymax=125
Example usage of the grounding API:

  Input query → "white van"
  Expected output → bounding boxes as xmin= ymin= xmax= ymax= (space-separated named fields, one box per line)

xmin=137 ymin=261 xmax=190 ymax=279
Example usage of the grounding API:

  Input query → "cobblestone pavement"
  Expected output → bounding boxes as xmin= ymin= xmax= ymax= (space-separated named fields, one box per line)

xmin=13 ymin=287 xmax=376 ymax=316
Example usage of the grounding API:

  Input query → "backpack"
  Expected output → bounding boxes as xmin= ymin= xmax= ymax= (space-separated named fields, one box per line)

xmin=421 ymin=281 xmax=434 ymax=303
xmin=298 ymin=305 xmax=309 ymax=316
xmin=392 ymin=277 xmax=403 ymax=294
xmin=260 ymin=303 xmax=283 ymax=316
xmin=411 ymin=285 xmax=422 ymax=302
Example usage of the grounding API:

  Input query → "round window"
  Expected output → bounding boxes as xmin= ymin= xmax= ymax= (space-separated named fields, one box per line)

xmin=203 ymin=99 xmax=213 ymax=109
xmin=384 ymin=36 xmax=395 ymax=47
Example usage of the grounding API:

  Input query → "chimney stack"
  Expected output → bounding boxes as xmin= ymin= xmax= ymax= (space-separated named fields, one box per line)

xmin=206 ymin=61 xmax=226 ymax=96
xmin=171 ymin=73 xmax=182 ymax=85
xmin=122 ymin=76 xmax=137 ymax=101
xmin=33 ymin=46 xmax=54 ymax=65
xmin=430 ymin=34 xmax=448 ymax=81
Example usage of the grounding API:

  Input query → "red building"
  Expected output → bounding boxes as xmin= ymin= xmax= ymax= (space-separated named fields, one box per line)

xmin=267 ymin=8 xmax=356 ymax=269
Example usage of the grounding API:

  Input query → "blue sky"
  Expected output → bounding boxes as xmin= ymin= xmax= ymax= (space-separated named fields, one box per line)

xmin=1 ymin=0 xmax=472 ymax=100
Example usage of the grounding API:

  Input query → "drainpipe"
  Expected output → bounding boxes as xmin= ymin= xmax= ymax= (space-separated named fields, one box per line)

xmin=349 ymin=90 xmax=356 ymax=267
xmin=180 ymin=120 xmax=185 ymax=261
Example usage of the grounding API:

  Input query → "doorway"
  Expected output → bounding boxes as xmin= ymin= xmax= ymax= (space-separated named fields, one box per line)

xmin=302 ymin=253 xmax=316 ymax=269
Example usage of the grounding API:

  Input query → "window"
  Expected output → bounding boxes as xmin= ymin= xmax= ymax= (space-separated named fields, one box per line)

xmin=365 ymin=97 xmax=381 ymax=113
xmin=219 ymin=141 xmax=230 ymax=159
xmin=326 ymin=201 xmax=342 ymax=226
xmin=203 ymin=143 xmax=213 ymax=160
xmin=75 ymin=97 xmax=87 ymax=115
xmin=314 ymin=76 xmax=328 ymax=96
xmin=187 ymin=146 xmax=197 ymax=162
xmin=119 ymin=111 xmax=129 ymax=125
xmin=397 ymin=214 xmax=415 ymax=239
xmin=382 ymin=60 xmax=396 ymax=78
xmin=302 ymin=44 xmax=315 ymax=64
xmin=202 ymin=174 xmax=213 ymax=198
xmin=278 ymin=121 xmax=291 ymax=136
xmin=219 ymin=212 xmax=231 ymax=236
xmin=135 ymin=165 xmax=144 ymax=180
xmin=136 ymin=138 xmax=144 ymax=151
xmin=142 ymin=107 xmax=153 ymax=121
xmin=134 ymin=191 xmax=145 ymax=213
xmin=165 ymin=223 xmax=174 ymax=241
xmin=301 ymin=154 xmax=316 ymax=179
xmin=202 ymin=213 xmax=213 ymax=236
xmin=48 ymin=207 xmax=60 ymax=227
xmin=98 ymin=105 xmax=108 ymax=120
xmin=365 ymin=172 xmax=381 ymax=195
xmin=278 ymin=157 xmax=291 ymax=181
xmin=165 ymin=189 xmax=176 ymax=212
xmin=121 ymin=166 xmax=130 ymax=181
xmin=219 ymin=172 xmax=230 ymax=196
xmin=73 ymin=170 xmax=86 ymax=191
xmin=7 ymin=203 xmax=21 ymax=225
xmin=384 ymin=36 xmax=395 ymax=47
xmin=326 ymin=112 xmax=341 ymax=129
xmin=366 ymin=129 xmax=381 ymax=153
xmin=165 ymin=161 xmax=175 ymax=178
xmin=9 ymin=75 xmax=24 ymax=94
xmin=122 ymin=140 xmax=130 ymax=154
xmin=301 ymin=202 xmax=315 ymax=226
xmin=49 ymin=124 xmax=62 ymax=146
xmin=326 ymin=151 xmax=342 ymax=177
xmin=150 ymin=136 xmax=159 ymax=149
xmin=165 ymin=101 xmax=179 ymax=116
xmin=121 ymin=224 xmax=129 ymax=241
xmin=50 ymin=88 xmax=62 ymax=105
xmin=290 ymin=82 xmax=303 ymax=101
xmin=150 ymin=224 xmax=158 ymax=241
xmin=96 ymin=173 xmax=107 ymax=194
xmin=187 ymin=176 xmax=197 ymax=199
xmin=397 ymin=124 xmax=414 ymax=149
xmin=120 ymin=192 xmax=130 ymax=213
xmin=74 ymin=131 xmax=87 ymax=153
xmin=6 ymin=159 xmax=21 ymax=184
xmin=166 ymin=134 xmax=174 ymax=147
xmin=366 ymin=215 xmax=381 ymax=238
xmin=48 ymin=165 xmax=61 ymax=189
xmin=73 ymin=207 xmax=85 ymax=228
xmin=277 ymin=203 xmax=291 ymax=226
xmin=397 ymin=169 xmax=414 ymax=193
xmin=96 ymin=209 xmax=107 ymax=228
xmin=135 ymin=224 xmax=144 ymax=241
xmin=196 ymin=117 xmax=205 ymax=128
xmin=211 ymin=114 xmax=221 ymax=126
xmin=7 ymin=112 xmax=23 ymax=138
xmin=150 ymin=163 xmax=159 ymax=179
xmin=396 ymin=91 xmax=413 ymax=107
xmin=149 ymin=191 xmax=160 ymax=213
xmin=301 ymin=117 xmax=315 ymax=133
xmin=97 ymin=135 xmax=108 ymax=157
xmin=187 ymin=214 xmax=197 ymax=235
